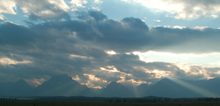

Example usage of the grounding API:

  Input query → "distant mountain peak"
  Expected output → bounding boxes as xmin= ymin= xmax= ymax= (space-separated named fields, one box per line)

xmin=32 ymin=74 xmax=95 ymax=96
xmin=16 ymin=79 xmax=26 ymax=83
xmin=101 ymin=81 xmax=134 ymax=97
xmin=15 ymin=79 xmax=30 ymax=86
xmin=109 ymin=81 xmax=118 ymax=84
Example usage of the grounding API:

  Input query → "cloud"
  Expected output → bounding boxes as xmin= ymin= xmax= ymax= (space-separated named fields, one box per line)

xmin=1 ymin=11 xmax=220 ymax=88
xmin=70 ymin=0 xmax=88 ymax=8
xmin=0 ymin=57 xmax=31 ymax=65
xmin=154 ymin=19 xmax=161 ymax=22
xmin=134 ymin=51 xmax=220 ymax=67
xmin=88 ymin=10 xmax=107 ymax=21
xmin=122 ymin=0 xmax=220 ymax=19
xmin=83 ymin=12 xmax=220 ymax=53
xmin=16 ymin=0 xmax=70 ymax=20
xmin=0 ymin=0 xmax=70 ymax=20
xmin=94 ymin=0 xmax=103 ymax=4
xmin=0 ymin=0 xmax=16 ymax=20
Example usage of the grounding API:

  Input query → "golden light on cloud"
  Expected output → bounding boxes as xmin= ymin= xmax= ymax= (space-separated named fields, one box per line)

xmin=71 ymin=75 xmax=80 ymax=81
xmin=100 ymin=66 xmax=120 ymax=73
xmin=127 ymin=79 xmax=148 ymax=86
xmin=117 ymin=77 xmax=149 ymax=86
xmin=69 ymin=54 xmax=93 ymax=59
xmin=92 ymin=86 xmax=102 ymax=89
xmin=0 ymin=58 xmax=31 ymax=65
xmin=84 ymin=74 xmax=107 ymax=83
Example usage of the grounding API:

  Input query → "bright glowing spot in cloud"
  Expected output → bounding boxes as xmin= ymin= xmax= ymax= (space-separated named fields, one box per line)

xmin=105 ymin=50 xmax=117 ymax=55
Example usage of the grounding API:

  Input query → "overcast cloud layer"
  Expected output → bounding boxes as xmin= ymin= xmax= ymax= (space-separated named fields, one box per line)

xmin=0 ymin=0 xmax=220 ymax=88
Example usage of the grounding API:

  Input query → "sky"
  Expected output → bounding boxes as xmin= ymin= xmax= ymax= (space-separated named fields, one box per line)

xmin=1 ymin=0 xmax=220 ymax=89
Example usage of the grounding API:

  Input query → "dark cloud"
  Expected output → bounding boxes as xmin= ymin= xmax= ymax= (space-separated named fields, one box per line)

xmin=73 ymin=11 xmax=220 ymax=53
xmin=122 ymin=17 xmax=149 ymax=31
xmin=0 ymin=22 xmax=34 ymax=46
xmin=1 ymin=11 xmax=220 ymax=87
xmin=88 ymin=11 xmax=107 ymax=21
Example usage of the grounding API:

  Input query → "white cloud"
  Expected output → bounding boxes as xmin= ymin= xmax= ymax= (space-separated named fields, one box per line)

xmin=192 ymin=26 xmax=208 ymax=31
xmin=70 ymin=0 xmax=88 ymax=8
xmin=154 ymin=19 xmax=161 ymax=22
xmin=92 ymin=6 xmax=101 ymax=11
xmin=16 ymin=0 xmax=70 ymax=19
xmin=71 ymin=8 xmax=78 ymax=11
xmin=162 ymin=25 xmax=208 ymax=30
xmin=94 ymin=0 xmax=103 ymax=4
xmin=122 ymin=0 xmax=220 ymax=19
xmin=48 ymin=0 xmax=70 ymax=11
xmin=0 ymin=0 xmax=70 ymax=20
xmin=121 ymin=0 xmax=132 ymax=3
xmin=0 ymin=0 xmax=16 ymax=15
xmin=163 ymin=25 xmax=187 ymax=29
xmin=0 ymin=0 xmax=17 ymax=20
xmin=0 ymin=14 xmax=4 ymax=20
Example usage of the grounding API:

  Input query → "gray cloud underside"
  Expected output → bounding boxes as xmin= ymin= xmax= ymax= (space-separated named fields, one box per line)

xmin=1 ymin=11 xmax=220 ymax=86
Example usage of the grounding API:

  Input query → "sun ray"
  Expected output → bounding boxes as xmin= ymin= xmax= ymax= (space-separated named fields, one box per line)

xmin=166 ymin=76 xmax=219 ymax=97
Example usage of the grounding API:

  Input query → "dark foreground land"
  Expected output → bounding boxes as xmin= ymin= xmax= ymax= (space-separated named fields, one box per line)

xmin=1 ymin=100 xmax=220 ymax=106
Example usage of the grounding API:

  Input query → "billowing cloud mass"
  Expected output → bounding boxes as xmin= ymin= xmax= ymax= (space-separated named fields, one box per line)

xmin=0 ymin=0 xmax=220 ymax=88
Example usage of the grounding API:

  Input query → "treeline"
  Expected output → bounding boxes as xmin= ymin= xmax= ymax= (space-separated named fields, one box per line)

xmin=106 ymin=97 xmax=220 ymax=103
xmin=0 ymin=97 xmax=17 ymax=100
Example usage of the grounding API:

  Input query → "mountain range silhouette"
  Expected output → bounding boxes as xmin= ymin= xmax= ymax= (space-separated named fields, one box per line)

xmin=0 ymin=75 xmax=220 ymax=98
